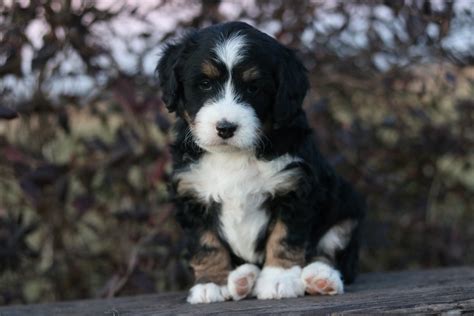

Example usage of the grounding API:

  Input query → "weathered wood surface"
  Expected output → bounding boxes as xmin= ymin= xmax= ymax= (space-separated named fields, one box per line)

xmin=1 ymin=267 xmax=473 ymax=315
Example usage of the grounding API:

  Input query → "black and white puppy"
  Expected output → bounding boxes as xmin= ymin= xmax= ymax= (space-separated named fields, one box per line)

xmin=157 ymin=22 xmax=365 ymax=304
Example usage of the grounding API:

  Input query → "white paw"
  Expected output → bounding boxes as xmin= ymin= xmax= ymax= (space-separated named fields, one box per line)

xmin=186 ymin=283 xmax=230 ymax=304
xmin=228 ymin=264 xmax=260 ymax=301
xmin=253 ymin=266 xmax=305 ymax=300
xmin=301 ymin=262 xmax=344 ymax=295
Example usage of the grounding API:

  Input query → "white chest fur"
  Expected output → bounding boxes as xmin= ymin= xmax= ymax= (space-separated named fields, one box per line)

xmin=176 ymin=151 xmax=301 ymax=263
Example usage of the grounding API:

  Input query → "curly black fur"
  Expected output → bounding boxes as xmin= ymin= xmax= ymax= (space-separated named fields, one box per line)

xmin=158 ymin=21 xmax=365 ymax=285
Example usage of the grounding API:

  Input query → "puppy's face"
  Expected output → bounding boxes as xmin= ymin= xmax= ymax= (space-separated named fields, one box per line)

xmin=158 ymin=22 xmax=309 ymax=153
xmin=181 ymin=33 xmax=275 ymax=152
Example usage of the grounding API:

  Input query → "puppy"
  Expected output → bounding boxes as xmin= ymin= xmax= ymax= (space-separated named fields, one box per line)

xmin=157 ymin=22 xmax=365 ymax=304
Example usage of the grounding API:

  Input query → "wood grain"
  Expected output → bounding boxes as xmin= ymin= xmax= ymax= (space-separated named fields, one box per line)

xmin=1 ymin=267 xmax=473 ymax=315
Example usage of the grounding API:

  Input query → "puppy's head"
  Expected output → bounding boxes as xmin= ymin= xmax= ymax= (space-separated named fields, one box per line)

xmin=157 ymin=22 xmax=308 ymax=153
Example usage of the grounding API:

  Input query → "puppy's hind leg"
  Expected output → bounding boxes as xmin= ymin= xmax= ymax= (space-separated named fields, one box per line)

xmin=302 ymin=220 xmax=359 ymax=295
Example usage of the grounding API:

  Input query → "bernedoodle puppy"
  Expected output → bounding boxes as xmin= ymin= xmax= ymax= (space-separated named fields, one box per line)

xmin=157 ymin=21 xmax=365 ymax=304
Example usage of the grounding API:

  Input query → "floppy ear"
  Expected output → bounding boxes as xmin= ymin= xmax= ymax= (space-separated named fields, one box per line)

xmin=273 ymin=48 xmax=309 ymax=129
xmin=157 ymin=42 xmax=185 ymax=113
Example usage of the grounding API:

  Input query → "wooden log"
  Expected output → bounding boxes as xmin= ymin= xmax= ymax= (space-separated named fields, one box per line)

xmin=1 ymin=267 xmax=473 ymax=315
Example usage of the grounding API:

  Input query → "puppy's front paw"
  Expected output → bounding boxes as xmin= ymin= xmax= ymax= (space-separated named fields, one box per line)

xmin=186 ymin=283 xmax=230 ymax=304
xmin=228 ymin=264 xmax=260 ymax=301
xmin=253 ymin=266 xmax=305 ymax=300
xmin=302 ymin=261 xmax=343 ymax=295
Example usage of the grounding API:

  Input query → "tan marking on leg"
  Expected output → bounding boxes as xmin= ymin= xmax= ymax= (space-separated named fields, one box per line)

xmin=265 ymin=220 xmax=305 ymax=268
xmin=200 ymin=231 xmax=220 ymax=247
xmin=190 ymin=231 xmax=231 ymax=285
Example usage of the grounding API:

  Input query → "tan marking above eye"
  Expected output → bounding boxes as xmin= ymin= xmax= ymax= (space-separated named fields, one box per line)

xmin=202 ymin=60 xmax=220 ymax=78
xmin=242 ymin=66 xmax=260 ymax=81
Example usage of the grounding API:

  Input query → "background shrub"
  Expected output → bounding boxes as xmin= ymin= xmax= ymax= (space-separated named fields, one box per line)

xmin=0 ymin=0 xmax=473 ymax=305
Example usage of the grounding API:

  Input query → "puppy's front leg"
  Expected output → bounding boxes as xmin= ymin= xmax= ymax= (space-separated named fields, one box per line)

xmin=187 ymin=231 xmax=232 ymax=304
xmin=253 ymin=220 xmax=306 ymax=300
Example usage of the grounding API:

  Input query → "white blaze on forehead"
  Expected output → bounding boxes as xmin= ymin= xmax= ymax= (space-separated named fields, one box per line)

xmin=213 ymin=33 xmax=246 ymax=70
xmin=221 ymin=80 xmax=238 ymax=105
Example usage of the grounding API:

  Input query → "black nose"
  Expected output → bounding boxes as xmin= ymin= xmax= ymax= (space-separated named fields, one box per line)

xmin=216 ymin=120 xmax=238 ymax=139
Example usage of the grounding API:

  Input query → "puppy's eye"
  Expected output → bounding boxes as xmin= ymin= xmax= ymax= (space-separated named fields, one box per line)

xmin=198 ymin=80 xmax=212 ymax=91
xmin=246 ymin=85 xmax=259 ymax=94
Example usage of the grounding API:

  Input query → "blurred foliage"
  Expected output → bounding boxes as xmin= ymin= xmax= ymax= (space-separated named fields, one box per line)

xmin=0 ymin=0 xmax=473 ymax=306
